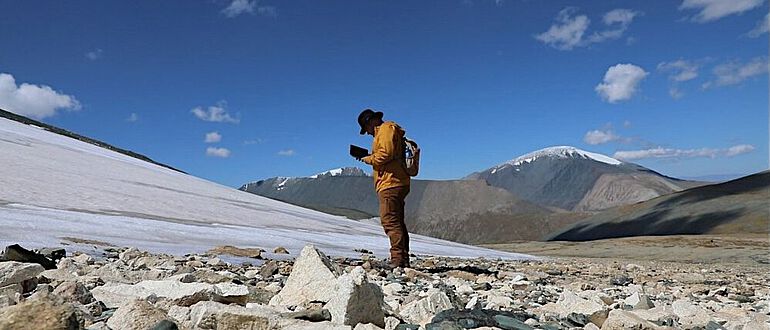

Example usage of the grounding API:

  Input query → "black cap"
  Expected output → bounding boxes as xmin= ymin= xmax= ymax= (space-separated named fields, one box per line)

xmin=357 ymin=109 xmax=383 ymax=135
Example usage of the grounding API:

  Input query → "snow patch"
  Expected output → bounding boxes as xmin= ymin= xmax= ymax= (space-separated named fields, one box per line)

xmin=0 ymin=117 xmax=533 ymax=260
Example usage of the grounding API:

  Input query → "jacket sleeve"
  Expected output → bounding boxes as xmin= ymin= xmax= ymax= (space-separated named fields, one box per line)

xmin=363 ymin=124 xmax=398 ymax=166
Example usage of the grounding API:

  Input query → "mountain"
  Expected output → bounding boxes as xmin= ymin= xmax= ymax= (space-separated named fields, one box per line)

xmin=546 ymin=171 xmax=770 ymax=241
xmin=240 ymin=174 xmax=571 ymax=244
xmin=0 ymin=110 xmax=529 ymax=260
xmin=465 ymin=146 xmax=704 ymax=211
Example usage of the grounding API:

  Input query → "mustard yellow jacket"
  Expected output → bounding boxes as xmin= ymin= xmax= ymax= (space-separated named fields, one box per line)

xmin=362 ymin=121 xmax=410 ymax=193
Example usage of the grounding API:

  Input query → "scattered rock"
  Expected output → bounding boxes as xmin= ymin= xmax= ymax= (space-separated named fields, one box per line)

xmin=187 ymin=301 xmax=282 ymax=329
xmin=106 ymin=300 xmax=175 ymax=330
xmin=53 ymin=281 xmax=94 ymax=305
xmin=1 ymin=244 xmax=56 ymax=269
xmin=0 ymin=261 xmax=45 ymax=288
xmin=623 ymin=292 xmax=654 ymax=310
xmin=36 ymin=247 xmax=67 ymax=262
xmin=282 ymin=308 xmax=332 ymax=322
xmin=537 ymin=290 xmax=608 ymax=327
xmin=259 ymin=260 xmax=279 ymax=279
xmin=671 ymin=299 xmax=714 ymax=328
xmin=610 ymin=275 xmax=633 ymax=286
xmin=427 ymin=308 xmax=533 ymax=330
xmin=91 ymin=280 xmax=218 ymax=308
xmin=71 ymin=253 xmax=94 ymax=265
xmin=601 ymin=310 xmax=661 ymax=330
xmin=269 ymin=245 xmax=341 ymax=306
xmin=326 ymin=266 xmax=386 ymax=327
xmin=274 ymin=247 xmax=290 ymax=254
xmin=399 ymin=290 xmax=454 ymax=325
xmin=0 ymin=295 xmax=83 ymax=329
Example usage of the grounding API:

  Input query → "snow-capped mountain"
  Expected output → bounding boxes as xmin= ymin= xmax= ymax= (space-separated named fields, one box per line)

xmin=0 ymin=110 xmax=531 ymax=260
xmin=466 ymin=146 xmax=704 ymax=211
xmin=240 ymin=173 xmax=559 ymax=244
xmin=309 ymin=167 xmax=368 ymax=179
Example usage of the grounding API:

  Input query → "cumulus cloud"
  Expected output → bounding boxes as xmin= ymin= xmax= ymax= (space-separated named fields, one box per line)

xmin=535 ymin=8 xmax=640 ymax=50
xmin=126 ymin=113 xmax=139 ymax=122
xmin=703 ymin=56 xmax=769 ymax=88
xmin=583 ymin=129 xmax=621 ymax=145
xmin=191 ymin=102 xmax=240 ymax=123
xmin=206 ymin=147 xmax=231 ymax=158
xmin=222 ymin=0 xmax=277 ymax=18
xmin=277 ymin=149 xmax=295 ymax=156
xmin=614 ymin=144 xmax=755 ymax=160
xmin=85 ymin=49 xmax=103 ymax=61
xmin=748 ymin=13 xmax=770 ymax=37
xmin=679 ymin=0 xmax=765 ymax=22
xmin=0 ymin=72 xmax=81 ymax=119
xmin=595 ymin=63 xmax=649 ymax=103
xmin=205 ymin=131 xmax=222 ymax=143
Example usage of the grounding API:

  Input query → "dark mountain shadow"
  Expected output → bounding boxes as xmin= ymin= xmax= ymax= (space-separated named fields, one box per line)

xmin=653 ymin=172 xmax=769 ymax=209
xmin=550 ymin=208 xmax=746 ymax=241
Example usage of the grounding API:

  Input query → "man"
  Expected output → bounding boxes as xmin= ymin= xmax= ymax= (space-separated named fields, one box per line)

xmin=355 ymin=109 xmax=411 ymax=268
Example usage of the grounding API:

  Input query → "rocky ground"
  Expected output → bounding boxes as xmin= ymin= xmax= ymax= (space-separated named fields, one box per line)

xmin=0 ymin=243 xmax=768 ymax=330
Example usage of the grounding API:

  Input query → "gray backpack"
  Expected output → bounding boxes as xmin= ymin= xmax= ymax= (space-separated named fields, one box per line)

xmin=402 ymin=137 xmax=420 ymax=177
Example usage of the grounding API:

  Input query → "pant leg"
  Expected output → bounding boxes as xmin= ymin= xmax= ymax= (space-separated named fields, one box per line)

xmin=398 ymin=186 xmax=410 ymax=259
xmin=378 ymin=186 xmax=409 ymax=264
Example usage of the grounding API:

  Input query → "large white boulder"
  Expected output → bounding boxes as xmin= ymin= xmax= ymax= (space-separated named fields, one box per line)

xmin=671 ymin=299 xmax=714 ymax=328
xmin=326 ymin=267 xmax=385 ymax=327
xmin=187 ymin=301 xmax=283 ymax=329
xmin=398 ymin=290 xmax=454 ymax=325
xmin=106 ymin=300 xmax=175 ymax=330
xmin=92 ymin=280 xmax=216 ymax=308
xmin=601 ymin=310 xmax=664 ymax=330
xmin=269 ymin=245 xmax=341 ymax=306
xmin=537 ymin=290 xmax=609 ymax=327
xmin=0 ymin=261 xmax=44 ymax=287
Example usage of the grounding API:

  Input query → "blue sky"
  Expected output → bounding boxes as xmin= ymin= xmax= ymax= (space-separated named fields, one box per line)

xmin=1 ymin=0 xmax=767 ymax=187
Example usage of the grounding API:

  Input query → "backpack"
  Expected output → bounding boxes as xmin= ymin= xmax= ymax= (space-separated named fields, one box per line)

xmin=402 ymin=137 xmax=420 ymax=177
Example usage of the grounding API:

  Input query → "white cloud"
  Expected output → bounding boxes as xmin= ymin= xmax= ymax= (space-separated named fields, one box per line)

xmin=222 ymin=0 xmax=277 ymax=18
xmin=703 ymin=56 xmax=769 ymax=88
xmin=85 ymin=49 xmax=103 ymax=61
xmin=584 ymin=129 xmax=621 ymax=145
xmin=680 ymin=0 xmax=765 ymax=22
xmin=748 ymin=13 xmax=770 ymax=37
xmin=191 ymin=102 xmax=240 ymax=123
xmin=206 ymin=147 xmax=231 ymax=158
xmin=126 ymin=113 xmax=139 ymax=122
xmin=725 ymin=144 xmax=755 ymax=156
xmin=277 ymin=149 xmax=295 ymax=156
xmin=614 ymin=144 xmax=755 ymax=160
xmin=535 ymin=8 xmax=640 ymax=50
xmin=535 ymin=8 xmax=591 ymax=50
xmin=595 ymin=63 xmax=649 ymax=103
xmin=243 ymin=139 xmax=263 ymax=145
xmin=658 ymin=60 xmax=700 ymax=82
xmin=0 ymin=73 xmax=81 ymax=119
xmin=205 ymin=131 xmax=222 ymax=143
xmin=623 ymin=120 xmax=632 ymax=128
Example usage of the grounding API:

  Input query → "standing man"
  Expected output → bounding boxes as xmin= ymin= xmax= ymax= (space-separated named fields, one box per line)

xmin=355 ymin=109 xmax=411 ymax=268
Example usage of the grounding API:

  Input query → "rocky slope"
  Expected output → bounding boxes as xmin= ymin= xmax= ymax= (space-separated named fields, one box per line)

xmin=1 ymin=244 xmax=767 ymax=329
xmin=465 ymin=146 xmax=703 ymax=211
xmin=241 ymin=175 xmax=562 ymax=244
xmin=547 ymin=171 xmax=770 ymax=241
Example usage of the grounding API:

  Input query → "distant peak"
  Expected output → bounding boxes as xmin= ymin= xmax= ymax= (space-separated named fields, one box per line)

xmin=496 ymin=146 xmax=622 ymax=170
xmin=309 ymin=167 xmax=368 ymax=179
